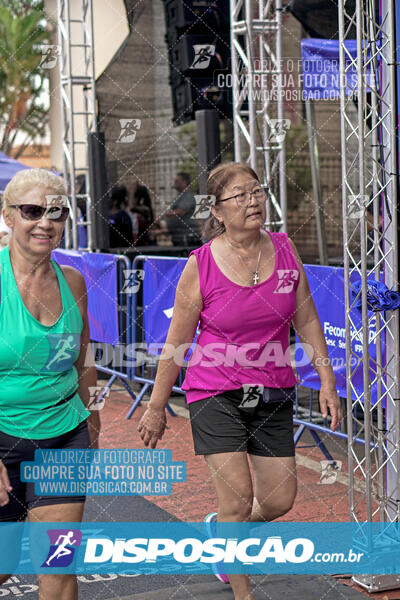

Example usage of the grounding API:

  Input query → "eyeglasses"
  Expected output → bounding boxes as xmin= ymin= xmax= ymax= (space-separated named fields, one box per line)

xmin=217 ymin=186 xmax=266 ymax=207
xmin=9 ymin=204 xmax=70 ymax=222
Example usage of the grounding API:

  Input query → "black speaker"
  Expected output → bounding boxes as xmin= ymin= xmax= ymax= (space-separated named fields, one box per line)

xmin=88 ymin=131 xmax=110 ymax=250
xmin=171 ymin=76 xmax=232 ymax=125
xmin=163 ymin=0 xmax=231 ymax=124
xmin=164 ymin=0 xmax=230 ymax=31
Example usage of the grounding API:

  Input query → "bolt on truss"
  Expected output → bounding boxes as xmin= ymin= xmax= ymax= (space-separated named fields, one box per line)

xmin=230 ymin=0 xmax=287 ymax=230
xmin=57 ymin=0 xmax=97 ymax=250
xmin=339 ymin=0 xmax=400 ymax=589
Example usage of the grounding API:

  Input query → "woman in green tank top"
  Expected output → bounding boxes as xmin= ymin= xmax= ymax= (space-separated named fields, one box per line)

xmin=0 ymin=169 xmax=100 ymax=599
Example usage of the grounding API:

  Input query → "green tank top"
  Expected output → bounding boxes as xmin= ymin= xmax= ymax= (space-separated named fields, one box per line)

xmin=0 ymin=246 xmax=90 ymax=439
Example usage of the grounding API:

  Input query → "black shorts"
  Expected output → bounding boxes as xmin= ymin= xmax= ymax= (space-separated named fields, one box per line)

xmin=188 ymin=388 xmax=295 ymax=457
xmin=0 ymin=419 xmax=90 ymax=522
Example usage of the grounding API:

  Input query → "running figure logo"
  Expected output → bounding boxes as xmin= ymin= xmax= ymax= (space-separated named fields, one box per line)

xmin=190 ymin=45 xmax=215 ymax=69
xmin=318 ymin=460 xmax=342 ymax=485
xmin=121 ymin=269 xmax=145 ymax=294
xmin=116 ymin=119 xmax=141 ymax=143
xmin=42 ymin=334 xmax=80 ymax=372
xmin=42 ymin=529 xmax=82 ymax=568
xmin=239 ymin=385 xmax=264 ymax=409
xmin=274 ymin=269 xmax=299 ymax=294
xmin=193 ymin=195 xmax=216 ymax=219
xmin=39 ymin=45 xmax=61 ymax=69
xmin=269 ymin=119 xmax=291 ymax=144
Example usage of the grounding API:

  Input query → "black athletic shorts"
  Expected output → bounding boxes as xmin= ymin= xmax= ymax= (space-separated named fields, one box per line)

xmin=188 ymin=387 xmax=296 ymax=457
xmin=0 ymin=419 xmax=90 ymax=522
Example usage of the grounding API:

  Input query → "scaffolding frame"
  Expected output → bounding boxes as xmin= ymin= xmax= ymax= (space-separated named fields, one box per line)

xmin=339 ymin=0 xmax=400 ymax=590
xmin=230 ymin=0 xmax=287 ymax=231
xmin=57 ymin=0 xmax=97 ymax=250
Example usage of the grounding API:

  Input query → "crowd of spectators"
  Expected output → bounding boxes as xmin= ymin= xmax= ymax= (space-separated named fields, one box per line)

xmin=107 ymin=172 xmax=201 ymax=249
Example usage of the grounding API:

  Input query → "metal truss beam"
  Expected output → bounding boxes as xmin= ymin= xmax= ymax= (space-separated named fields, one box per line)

xmin=57 ymin=0 xmax=97 ymax=250
xmin=339 ymin=0 xmax=400 ymax=590
xmin=230 ymin=0 xmax=287 ymax=230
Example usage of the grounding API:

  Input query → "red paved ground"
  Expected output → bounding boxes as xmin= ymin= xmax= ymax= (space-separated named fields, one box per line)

xmin=99 ymin=389 xmax=399 ymax=600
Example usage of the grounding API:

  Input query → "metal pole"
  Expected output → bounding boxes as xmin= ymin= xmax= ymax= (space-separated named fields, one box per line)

xmin=245 ymin=0 xmax=257 ymax=169
xmin=275 ymin=0 xmax=287 ymax=232
xmin=196 ymin=110 xmax=221 ymax=195
xmin=230 ymin=0 xmax=243 ymax=163
xmin=230 ymin=0 xmax=286 ymax=230
xmin=305 ymin=99 xmax=328 ymax=265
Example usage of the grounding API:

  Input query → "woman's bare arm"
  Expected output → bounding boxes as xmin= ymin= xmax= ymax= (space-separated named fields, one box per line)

xmin=289 ymin=240 xmax=342 ymax=430
xmin=62 ymin=266 xmax=100 ymax=448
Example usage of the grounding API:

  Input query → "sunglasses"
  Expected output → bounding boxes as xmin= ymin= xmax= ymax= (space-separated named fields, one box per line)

xmin=9 ymin=204 xmax=70 ymax=222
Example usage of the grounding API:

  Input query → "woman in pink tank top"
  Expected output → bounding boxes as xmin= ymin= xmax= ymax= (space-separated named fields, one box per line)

xmin=138 ymin=163 xmax=342 ymax=600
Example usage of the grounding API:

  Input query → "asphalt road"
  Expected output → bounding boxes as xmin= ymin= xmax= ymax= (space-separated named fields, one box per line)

xmin=1 ymin=495 xmax=368 ymax=600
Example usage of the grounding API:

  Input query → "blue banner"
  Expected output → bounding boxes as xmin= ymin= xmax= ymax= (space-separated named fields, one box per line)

xmin=295 ymin=265 xmax=384 ymax=402
xmin=301 ymin=39 xmax=373 ymax=100
xmin=141 ymin=258 xmax=383 ymax=400
xmin=143 ymin=257 xmax=187 ymax=353
xmin=1 ymin=522 xmax=400 ymax=575
xmin=52 ymin=249 xmax=119 ymax=345
xmin=0 ymin=151 xmax=30 ymax=192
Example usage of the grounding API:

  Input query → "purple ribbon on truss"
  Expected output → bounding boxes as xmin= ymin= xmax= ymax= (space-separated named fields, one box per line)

xmin=352 ymin=279 xmax=400 ymax=312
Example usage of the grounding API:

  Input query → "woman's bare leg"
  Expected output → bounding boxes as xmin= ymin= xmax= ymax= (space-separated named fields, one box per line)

xmin=28 ymin=502 xmax=84 ymax=600
xmin=205 ymin=451 xmax=254 ymax=600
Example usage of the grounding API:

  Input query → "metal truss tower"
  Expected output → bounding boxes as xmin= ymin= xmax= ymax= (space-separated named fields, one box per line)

xmin=57 ymin=0 xmax=97 ymax=250
xmin=339 ymin=0 xmax=400 ymax=591
xmin=230 ymin=0 xmax=287 ymax=231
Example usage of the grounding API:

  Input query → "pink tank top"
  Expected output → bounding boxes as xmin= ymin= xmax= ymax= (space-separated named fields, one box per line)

xmin=181 ymin=231 xmax=300 ymax=403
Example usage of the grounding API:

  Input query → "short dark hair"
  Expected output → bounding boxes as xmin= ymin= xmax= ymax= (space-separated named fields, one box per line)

xmin=176 ymin=172 xmax=191 ymax=185
xmin=110 ymin=185 xmax=127 ymax=208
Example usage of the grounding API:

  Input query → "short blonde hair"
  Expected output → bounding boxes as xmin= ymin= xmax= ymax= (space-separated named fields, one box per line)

xmin=3 ymin=169 xmax=67 ymax=217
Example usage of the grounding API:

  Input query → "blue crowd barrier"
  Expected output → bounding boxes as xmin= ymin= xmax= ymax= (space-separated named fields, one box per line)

xmin=93 ymin=253 xmax=138 ymax=404
xmin=296 ymin=265 xmax=383 ymax=404
xmin=125 ymin=255 xmax=189 ymax=419
xmin=52 ymin=249 xmax=119 ymax=344
xmin=53 ymin=249 xmax=137 ymax=405
xmin=66 ymin=250 xmax=369 ymax=459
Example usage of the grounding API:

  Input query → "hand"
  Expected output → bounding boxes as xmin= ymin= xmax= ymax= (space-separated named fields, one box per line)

xmin=319 ymin=384 xmax=342 ymax=431
xmin=137 ymin=406 xmax=167 ymax=449
xmin=0 ymin=459 xmax=12 ymax=507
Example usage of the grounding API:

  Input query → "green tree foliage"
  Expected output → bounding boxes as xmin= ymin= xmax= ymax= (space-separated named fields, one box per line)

xmin=0 ymin=0 xmax=50 ymax=157
xmin=1 ymin=1 xmax=43 ymax=16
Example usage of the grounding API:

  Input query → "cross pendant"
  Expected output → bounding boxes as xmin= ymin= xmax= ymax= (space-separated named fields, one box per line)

xmin=252 ymin=271 xmax=260 ymax=285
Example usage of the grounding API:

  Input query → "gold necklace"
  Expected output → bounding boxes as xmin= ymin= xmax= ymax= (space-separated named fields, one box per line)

xmin=224 ymin=233 xmax=262 ymax=285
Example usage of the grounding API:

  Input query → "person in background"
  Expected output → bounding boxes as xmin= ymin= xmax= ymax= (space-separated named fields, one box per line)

xmin=131 ymin=184 xmax=155 ymax=246
xmin=164 ymin=172 xmax=200 ymax=246
xmin=108 ymin=185 xmax=133 ymax=248
xmin=74 ymin=175 xmax=88 ymax=249
xmin=75 ymin=174 xmax=87 ymax=220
